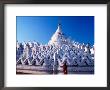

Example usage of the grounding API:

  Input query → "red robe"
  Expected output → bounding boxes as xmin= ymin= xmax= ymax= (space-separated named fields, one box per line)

xmin=63 ymin=63 xmax=67 ymax=74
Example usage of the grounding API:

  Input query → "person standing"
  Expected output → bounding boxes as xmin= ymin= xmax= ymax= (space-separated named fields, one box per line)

xmin=63 ymin=61 xmax=67 ymax=74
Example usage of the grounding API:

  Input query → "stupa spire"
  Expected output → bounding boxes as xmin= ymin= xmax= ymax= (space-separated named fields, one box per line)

xmin=56 ymin=23 xmax=62 ymax=33
xmin=56 ymin=17 xmax=62 ymax=34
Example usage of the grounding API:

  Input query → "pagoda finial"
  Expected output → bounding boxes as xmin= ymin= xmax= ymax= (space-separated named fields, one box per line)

xmin=58 ymin=16 xmax=61 ymax=25
xmin=57 ymin=24 xmax=62 ymax=33
xmin=56 ymin=17 xmax=62 ymax=32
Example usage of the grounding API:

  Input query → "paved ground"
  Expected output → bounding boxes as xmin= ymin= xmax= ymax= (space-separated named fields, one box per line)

xmin=16 ymin=69 xmax=50 ymax=74
xmin=16 ymin=65 xmax=94 ymax=74
xmin=16 ymin=69 xmax=64 ymax=75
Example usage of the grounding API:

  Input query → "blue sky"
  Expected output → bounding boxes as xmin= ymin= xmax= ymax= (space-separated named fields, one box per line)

xmin=16 ymin=16 xmax=94 ymax=45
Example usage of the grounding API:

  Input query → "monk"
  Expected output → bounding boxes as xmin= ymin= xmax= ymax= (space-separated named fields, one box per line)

xmin=63 ymin=62 xmax=67 ymax=74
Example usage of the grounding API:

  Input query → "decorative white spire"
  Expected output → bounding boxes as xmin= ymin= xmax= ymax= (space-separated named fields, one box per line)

xmin=56 ymin=23 xmax=62 ymax=33
xmin=48 ymin=23 xmax=65 ymax=46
